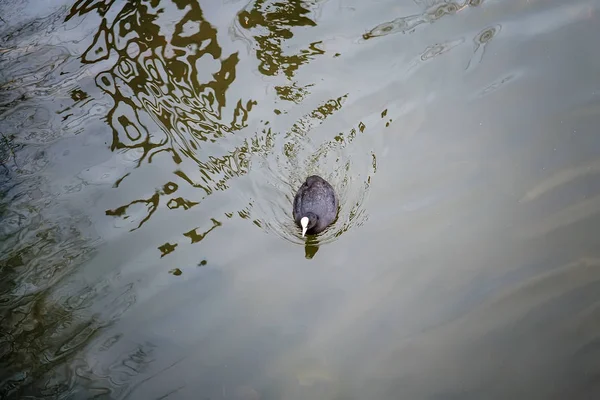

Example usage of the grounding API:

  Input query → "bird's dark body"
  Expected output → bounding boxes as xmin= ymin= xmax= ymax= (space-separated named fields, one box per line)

xmin=293 ymin=175 xmax=338 ymax=235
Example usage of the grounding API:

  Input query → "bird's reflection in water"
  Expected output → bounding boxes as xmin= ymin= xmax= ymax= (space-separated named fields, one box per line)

xmin=304 ymin=236 xmax=320 ymax=259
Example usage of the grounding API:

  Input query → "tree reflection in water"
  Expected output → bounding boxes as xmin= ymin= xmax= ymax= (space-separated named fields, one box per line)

xmin=69 ymin=0 xmax=372 ymax=255
xmin=0 ymin=0 xmax=377 ymax=396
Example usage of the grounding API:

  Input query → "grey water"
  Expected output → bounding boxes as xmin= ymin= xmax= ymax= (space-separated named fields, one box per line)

xmin=2 ymin=0 xmax=600 ymax=398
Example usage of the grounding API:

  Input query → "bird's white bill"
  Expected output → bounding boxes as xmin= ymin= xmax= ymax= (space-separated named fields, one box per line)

xmin=300 ymin=217 xmax=309 ymax=237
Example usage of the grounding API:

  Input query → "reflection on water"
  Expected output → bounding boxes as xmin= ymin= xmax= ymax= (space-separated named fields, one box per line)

xmin=2 ymin=0 xmax=600 ymax=398
xmin=67 ymin=0 xmax=372 ymax=251
xmin=248 ymin=95 xmax=377 ymax=245
xmin=73 ymin=0 xmax=258 ymax=233
xmin=236 ymin=0 xmax=322 ymax=78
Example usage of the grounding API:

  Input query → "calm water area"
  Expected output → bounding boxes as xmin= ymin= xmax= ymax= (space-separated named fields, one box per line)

xmin=2 ymin=0 xmax=600 ymax=398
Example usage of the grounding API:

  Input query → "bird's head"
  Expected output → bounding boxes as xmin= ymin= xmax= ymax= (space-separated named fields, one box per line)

xmin=300 ymin=213 xmax=318 ymax=237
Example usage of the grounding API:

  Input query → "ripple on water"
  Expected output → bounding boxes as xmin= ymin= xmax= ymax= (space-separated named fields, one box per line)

xmin=246 ymin=109 xmax=376 ymax=246
xmin=0 ymin=104 xmax=60 ymax=144
xmin=419 ymin=37 xmax=465 ymax=62
xmin=0 ymin=45 xmax=72 ymax=100
xmin=362 ymin=1 xmax=469 ymax=40
xmin=474 ymin=72 xmax=520 ymax=99
xmin=466 ymin=24 xmax=502 ymax=71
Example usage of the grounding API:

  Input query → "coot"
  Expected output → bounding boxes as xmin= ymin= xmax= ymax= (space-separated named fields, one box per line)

xmin=293 ymin=175 xmax=338 ymax=237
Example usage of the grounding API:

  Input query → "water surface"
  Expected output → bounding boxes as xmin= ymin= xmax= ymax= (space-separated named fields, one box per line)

xmin=2 ymin=0 xmax=600 ymax=398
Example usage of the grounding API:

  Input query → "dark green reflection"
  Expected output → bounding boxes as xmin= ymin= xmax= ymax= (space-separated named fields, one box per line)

xmin=237 ymin=0 xmax=325 ymax=103
xmin=304 ymin=236 xmax=320 ymax=259
xmin=0 ymin=132 xmax=16 ymax=167
xmin=0 ymin=208 xmax=109 ymax=398
xmin=238 ymin=0 xmax=322 ymax=78
xmin=69 ymin=0 xmax=351 ymax=255
xmin=159 ymin=242 xmax=178 ymax=257
xmin=68 ymin=0 xmax=263 ymax=245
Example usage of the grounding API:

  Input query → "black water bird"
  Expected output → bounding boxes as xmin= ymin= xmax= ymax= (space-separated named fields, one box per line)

xmin=293 ymin=175 xmax=338 ymax=237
